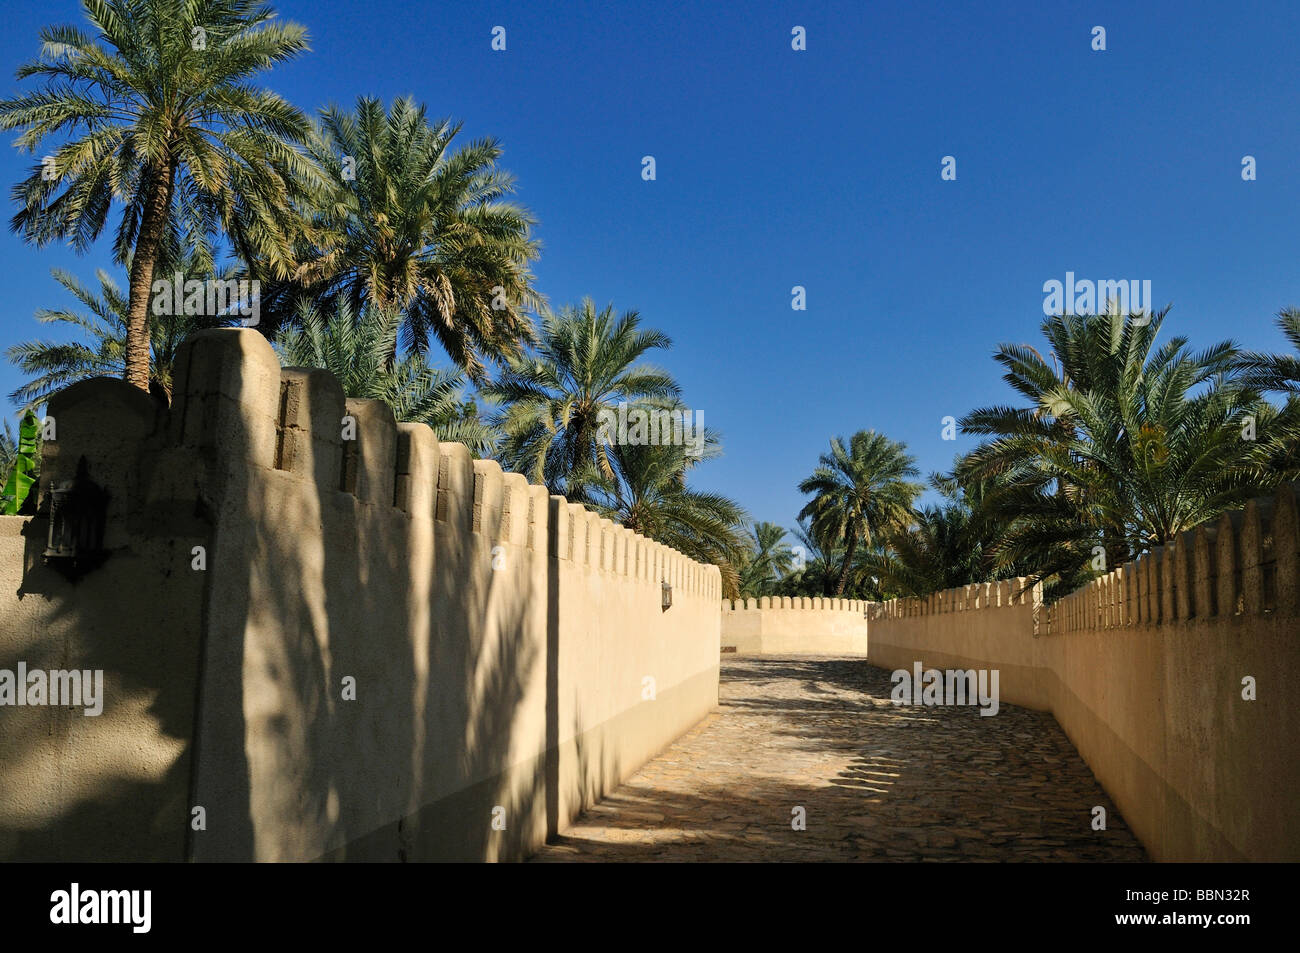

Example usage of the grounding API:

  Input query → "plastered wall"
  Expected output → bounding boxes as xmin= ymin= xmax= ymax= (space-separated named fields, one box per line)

xmin=0 ymin=328 xmax=721 ymax=862
xmin=720 ymin=597 xmax=870 ymax=655
xmin=867 ymin=489 xmax=1300 ymax=862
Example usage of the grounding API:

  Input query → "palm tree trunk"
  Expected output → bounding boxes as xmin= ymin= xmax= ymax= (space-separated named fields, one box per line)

xmin=124 ymin=161 xmax=175 ymax=392
xmin=834 ymin=531 xmax=859 ymax=596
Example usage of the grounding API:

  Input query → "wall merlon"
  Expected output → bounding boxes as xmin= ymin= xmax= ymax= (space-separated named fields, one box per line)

xmin=168 ymin=329 xmax=280 ymax=470
xmin=547 ymin=494 xmax=570 ymax=560
xmin=1241 ymin=499 xmax=1268 ymax=615
xmin=435 ymin=442 xmax=474 ymax=531
xmin=277 ymin=367 xmax=346 ymax=492
xmin=524 ymin=484 xmax=547 ymax=552
xmin=41 ymin=377 xmax=159 ymax=548
xmin=471 ymin=458 xmax=506 ymax=539
xmin=1171 ymin=531 xmax=1192 ymax=620
xmin=569 ymin=504 xmax=590 ymax=567
xmin=342 ymin=397 xmax=398 ymax=506
xmin=1216 ymin=510 xmax=1242 ymax=617
xmin=394 ymin=423 xmax=439 ymax=517
xmin=499 ymin=473 xmax=529 ymax=546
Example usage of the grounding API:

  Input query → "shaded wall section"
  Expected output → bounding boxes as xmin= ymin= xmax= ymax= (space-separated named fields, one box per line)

xmin=0 ymin=329 xmax=721 ymax=862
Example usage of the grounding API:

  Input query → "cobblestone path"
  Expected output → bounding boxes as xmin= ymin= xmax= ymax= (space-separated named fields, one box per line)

xmin=533 ymin=656 xmax=1147 ymax=862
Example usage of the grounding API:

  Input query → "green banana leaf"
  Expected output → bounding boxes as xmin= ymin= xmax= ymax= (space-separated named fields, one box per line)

xmin=1 ymin=411 xmax=40 ymax=516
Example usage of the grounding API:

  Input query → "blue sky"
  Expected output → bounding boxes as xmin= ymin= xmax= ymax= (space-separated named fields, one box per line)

xmin=0 ymin=0 xmax=1296 ymax=529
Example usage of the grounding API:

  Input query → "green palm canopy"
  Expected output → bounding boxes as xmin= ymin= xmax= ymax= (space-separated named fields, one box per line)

xmin=0 ymin=0 xmax=313 ymax=392
xmin=797 ymin=431 xmax=923 ymax=597
xmin=7 ymin=256 xmax=235 ymax=410
xmin=738 ymin=521 xmax=796 ymax=598
xmin=1236 ymin=308 xmax=1300 ymax=395
xmin=275 ymin=298 xmax=496 ymax=456
xmin=957 ymin=309 xmax=1291 ymax=587
xmin=283 ymin=95 xmax=540 ymax=379
xmin=485 ymin=299 xmax=680 ymax=495
xmin=577 ymin=440 xmax=749 ymax=600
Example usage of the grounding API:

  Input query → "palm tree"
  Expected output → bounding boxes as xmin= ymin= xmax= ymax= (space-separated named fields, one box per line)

xmin=0 ymin=0 xmax=313 ymax=391
xmin=485 ymin=299 xmax=680 ymax=493
xmin=774 ymin=517 xmax=846 ymax=598
xmin=738 ymin=521 xmax=795 ymax=598
xmin=855 ymin=468 xmax=1038 ymax=599
xmin=1236 ymin=308 xmax=1300 ymax=393
xmin=7 ymin=257 xmax=235 ymax=410
xmin=1235 ymin=309 xmax=1300 ymax=480
xmin=862 ymin=502 xmax=978 ymax=601
xmin=576 ymin=440 xmax=748 ymax=599
xmin=280 ymin=96 xmax=539 ymax=378
xmin=797 ymin=431 xmax=923 ymax=596
xmin=958 ymin=309 xmax=1286 ymax=587
xmin=275 ymin=299 xmax=496 ymax=455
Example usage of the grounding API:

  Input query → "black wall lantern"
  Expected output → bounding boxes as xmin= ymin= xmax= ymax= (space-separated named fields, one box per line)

xmin=661 ymin=580 xmax=672 ymax=611
xmin=44 ymin=456 xmax=110 ymax=581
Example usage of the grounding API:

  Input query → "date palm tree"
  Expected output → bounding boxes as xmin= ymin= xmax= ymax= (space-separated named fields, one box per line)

xmin=280 ymin=96 xmax=540 ymax=378
xmin=0 ymin=0 xmax=313 ymax=392
xmin=797 ymin=431 xmax=923 ymax=596
xmin=485 ymin=299 xmax=680 ymax=494
xmin=575 ymin=439 xmax=748 ymax=599
xmin=1234 ymin=309 xmax=1300 ymax=479
xmin=861 ymin=501 xmax=978 ymax=601
xmin=7 ymin=254 xmax=236 ymax=410
xmin=738 ymin=521 xmax=796 ymax=598
xmin=958 ymin=309 xmax=1285 ymax=586
xmin=774 ymin=517 xmax=845 ymax=598
xmin=1235 ymin=308 xmax=1300 ymax=394
xmin=275 ymin=298 xmax=496 ymax=455
xmin=854 ymin=468 xmax=1041 ymax=599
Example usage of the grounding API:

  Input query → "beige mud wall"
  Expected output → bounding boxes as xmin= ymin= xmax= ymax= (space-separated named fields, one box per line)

xmin=868 ymin=579 xmax=1048 ymax=709
xmin=721 ymin=597 xmax=869 ymax=655
xmin=0 ymin=329 xmax=720 ymax=862
xmin=0 ymin=381 xmax=205 ymax=861
xmin=867 ymin=487 xmax=1300 ymax=862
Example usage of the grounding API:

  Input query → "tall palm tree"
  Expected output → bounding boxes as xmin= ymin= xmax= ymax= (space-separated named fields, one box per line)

xmin=275 ymin=299 xmax=496 ymax=455
xmin=280 ymin=96 xmax=539 ymax=378
xmin=0 ymin=0 xmax=313 ymax=391
xmin=485 ymin=299 xmax=680 ymax=493
xmin=576 ymin=440 xmax=748 ymax=599
xmin=738 ymin=521 xmax=795 ymax=598
xmin=959 ymin=309 xmax=1285 ymax=586
xmin=797 ymin=431 xmax=922 ymax=596
xmin=7 ymin=256 xmax=235 ymax=410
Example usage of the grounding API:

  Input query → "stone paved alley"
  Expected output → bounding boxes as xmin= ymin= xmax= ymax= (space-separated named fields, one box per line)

xmin=533 ymin=656 xmax=1147 ymax=862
